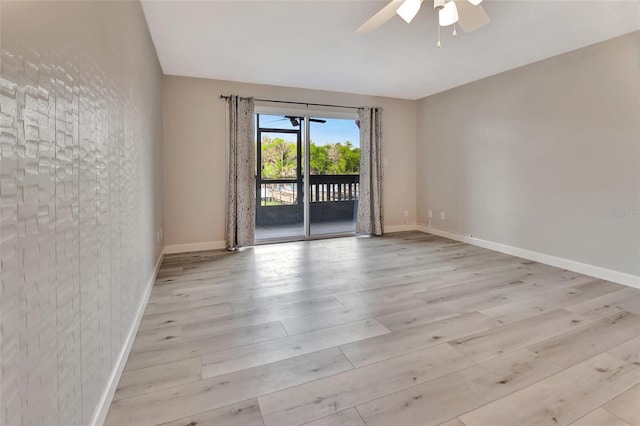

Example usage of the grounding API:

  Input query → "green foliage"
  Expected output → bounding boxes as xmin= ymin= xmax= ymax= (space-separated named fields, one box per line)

xmin=260 ymin=136 xmax=360 ymax=179
xmin=260 ymin=136 xmax=298 ymax=179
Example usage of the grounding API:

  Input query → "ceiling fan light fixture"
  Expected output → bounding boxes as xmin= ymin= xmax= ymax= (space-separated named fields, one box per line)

xmin=468 ymin=0 xmax=483 ymax=5
xmin=397 ymin=0 xmax=423 ymax=23
xmin=439 ymin=1 xmax=459 ymax=26
xmin=434 ymin=0 xmax=446 ymax=10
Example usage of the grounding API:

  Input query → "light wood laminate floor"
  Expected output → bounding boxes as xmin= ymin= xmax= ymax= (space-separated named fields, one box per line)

xmin=105 ymin=232 xmax=640 ymax=426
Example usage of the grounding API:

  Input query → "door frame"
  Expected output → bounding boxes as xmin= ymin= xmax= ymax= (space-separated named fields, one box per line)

xmin=255 ymin=118 xmax=303 ymax=227
xmin=254 ymin=104 xmax=360 ymax=243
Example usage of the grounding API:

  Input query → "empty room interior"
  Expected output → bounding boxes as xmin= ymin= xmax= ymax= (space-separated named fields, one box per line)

xmin=2 ymin=1 xmax=640 ymax=425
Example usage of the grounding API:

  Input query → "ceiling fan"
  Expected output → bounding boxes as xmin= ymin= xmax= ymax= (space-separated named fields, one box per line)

xmin=356 ymin=0 xmax=490 ymax=47
xmin=265 ymin=116 xmax=327 ymax=127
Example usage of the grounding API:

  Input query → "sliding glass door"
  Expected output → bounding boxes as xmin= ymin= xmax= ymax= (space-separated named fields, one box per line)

xmin=255 ymin=114 xmax=305 ymax=240
xmin=308 ymin=117 xmax=360 ymax=237
xmin=255 ymin=112 xmax=360 ymax=242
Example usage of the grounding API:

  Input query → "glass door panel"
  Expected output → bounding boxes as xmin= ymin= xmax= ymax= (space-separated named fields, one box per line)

xmin=308 ymin=117 xmax=360 ymax=236
xmin=255 ymin=115 xmax=305 ymax=241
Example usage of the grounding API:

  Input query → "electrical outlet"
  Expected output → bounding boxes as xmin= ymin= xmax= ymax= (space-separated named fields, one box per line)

xmin=160 ymin=228 xmax=163 ymax=239
xmin=440 ymin=211 xmax=445 ymax=220
xmin=156 ymin=231 xmax=160 ymax=243
xmin=428 ymin=210 xmax=433 ymax=219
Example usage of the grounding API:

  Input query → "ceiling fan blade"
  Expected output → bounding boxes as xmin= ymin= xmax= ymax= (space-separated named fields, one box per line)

xmin=455 ymin=0 xmax=490 ymax=33
xmin=356 ymin=0 xmax=405 ymax=34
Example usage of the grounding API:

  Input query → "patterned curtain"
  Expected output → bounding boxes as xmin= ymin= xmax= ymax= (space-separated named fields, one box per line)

xmin=356 ymin=107 xmax=384 ymax=235
xmin=226 ymin=96 xmax=256 ymax=249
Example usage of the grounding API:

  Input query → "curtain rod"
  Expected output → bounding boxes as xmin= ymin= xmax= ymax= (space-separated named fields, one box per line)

xmin=220 ymin=95 xmax=361 ymax=110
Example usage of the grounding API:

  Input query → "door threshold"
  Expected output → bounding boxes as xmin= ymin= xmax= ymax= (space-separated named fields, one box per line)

xmin=255 ymin=232 xmax=356 ymax=246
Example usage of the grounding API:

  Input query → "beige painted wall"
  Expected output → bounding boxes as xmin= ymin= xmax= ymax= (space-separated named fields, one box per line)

xmin=416 ymin=32 xmax=640 ymax=276
xmin=1 ymin=1 xmax=163 ymax=424
xmin=163 ymin=76 xmax=417 ymax=246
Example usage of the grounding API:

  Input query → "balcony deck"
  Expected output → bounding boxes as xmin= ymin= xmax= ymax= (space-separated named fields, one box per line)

xmin=255 ymin=220 xmax=355 ymax=241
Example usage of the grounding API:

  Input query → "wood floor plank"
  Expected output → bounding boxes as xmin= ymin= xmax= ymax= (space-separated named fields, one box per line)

xmin=124 ymin=321 xmax=288 ymax=371
xmin=138 ymin=302 xmax=234 ymax=330
xmin=250 ymin=273 xmax=369 ymax=298
xmin=114 ymin=357 xmax=201 ymax=401
xmin=105 ymin=348 xmax=353 ymax=426
xmin=231 ymin=283 xmax=367 ymax=313
xmin=144 ymin=292 xmax=250 ymax=316
xmin=280 ymin=297 xmax=427 ymax=335
xmin=359 ymin=265 xmax=457 ymax=290
xmin=170 ymin=287 xmax=252 ymax=304
xmin=528 ymin=311 xmax=640 ymax=369
xmin=374 ymin=302 xmax=455 ymax=331
xmin=411 ymin=271 xmax=538 ymax=304
xmin=180 ymin=297 xmax=343 ymax=338
xmin=151 ymin=279 xmax=237 ymax=298
xmin=414 ymin=264 xmax=584 ymax=303
xmin=301 ymin=409 xmax=366 ymax=426
xmin=498 ymin=276 xmax=617 ymax=301
xmin=356 ymin=349 xmax=563 ymax=426
xmin=377 ymin=290 xmax=512 ymax=332
xmin=202 ymin=319 xmax=389 ymax=378
xmin=450 ymin=308 xmax=587 ymax=363
xmin=614 ymin=294 xmax=640 ymax=315
xmin=608 ymin=336 xmax=640 ymax=367
xmin=566 ymin=287 xmax=639 ymax=320
xmin=459 ymin=353 xmax=640 ymax=426
xmin=333 ymin=281 xmax=441 ymax=307
xmin=130 ymin=325 xmax=183 ymax=349
xmin=440 ymin=290 xmax=512 ymax=315
xmin=147 ymin=293 xmax=172 ymax=303
xmin=437 ymin=419 xmax=467 ymax=426
xmin=258 ymin=343 xmax=473 ymax=426
xmin=340 ymin=311 xmax=499 ymax=367
xmin=603 ymin=383 xmax=640 ymax=425
xmin=158 ymin=399 xmax=265 ymax=426
xmin=480 ymin=279 xmax=621 ymax=325
xmin=569 ymin=408 xmax=633 ymax=426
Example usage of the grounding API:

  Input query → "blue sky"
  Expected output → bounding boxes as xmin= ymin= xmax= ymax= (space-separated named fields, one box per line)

xmin=258 ymin=115 xmax=359 ymax=147
xmin=310 ymin=118 xmax=360 ymax=147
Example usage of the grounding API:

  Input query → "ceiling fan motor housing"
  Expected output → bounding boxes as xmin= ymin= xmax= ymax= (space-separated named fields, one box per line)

xmin=434 ymin=0 xmax=446 ymax=11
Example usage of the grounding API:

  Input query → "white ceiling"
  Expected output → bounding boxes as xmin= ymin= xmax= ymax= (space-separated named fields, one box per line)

xmin=141 ymin=0 xmax=640 ymax=100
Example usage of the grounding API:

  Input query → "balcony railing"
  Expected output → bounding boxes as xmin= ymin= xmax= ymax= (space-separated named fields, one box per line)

xmin=309 ymin=174 xmax=359 ymax=202
xmin=257 ymin=174 xmax=359 ymax=226
xmin=259 ymin=174 xmax=359 ymax=206
xmin=260 ymin=181 xmax=299 ymax=206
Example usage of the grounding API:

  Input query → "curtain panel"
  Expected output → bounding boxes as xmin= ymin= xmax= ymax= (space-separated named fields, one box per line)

xmin=356 ymin=107 xmax=384 ymax=236
xmin=226 ymin=96 xmax=256 ymax=249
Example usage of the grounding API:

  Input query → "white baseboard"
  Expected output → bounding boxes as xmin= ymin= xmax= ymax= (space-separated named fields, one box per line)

xmin=164 ymin=240 xmax=226 ymax=254
xmin=416 ymin=225 xmax=640 ymax=289
xmin=90 ymin=250 xmax=164 ymax=426
xmin=384 ymin=224 xmax=417 ymax=233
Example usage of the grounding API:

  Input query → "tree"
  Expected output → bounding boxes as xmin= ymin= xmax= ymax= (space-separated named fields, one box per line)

xmin=260 ymin=137 xmax=360 ymax=178
xmin=261 ymin=136 xmax=297 ymax=179
xmin=328 ymin=144 xmax=341 ymax=174
xmin=342 ymin=141 xmax=360 ymax=174
xmin=309 ymin=143 xmax=329 ymax=175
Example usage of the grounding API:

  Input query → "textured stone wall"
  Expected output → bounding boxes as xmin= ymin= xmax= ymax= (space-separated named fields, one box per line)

xmin=0 ymin=2 xmax=163 ymax=425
